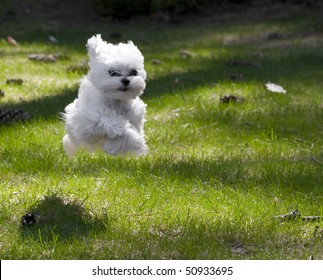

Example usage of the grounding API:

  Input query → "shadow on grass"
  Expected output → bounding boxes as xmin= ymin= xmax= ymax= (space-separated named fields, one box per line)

xmin=3 ymin=141 xmax=321 ymax=197
xmin=20 ymin=194 xmax=106 ymax=243
xmin=1 ymin=47 xmax=323 ymax=121
xmin=0 ymin=85 xmax=78 ymax=120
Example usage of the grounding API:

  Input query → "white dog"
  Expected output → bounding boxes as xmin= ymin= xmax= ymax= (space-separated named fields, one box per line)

xmin=62 ymin=34 xmax=148 ymax=158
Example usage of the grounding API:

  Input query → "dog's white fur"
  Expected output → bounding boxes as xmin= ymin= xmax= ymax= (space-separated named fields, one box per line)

xmin=62 ymin=34 xmax=148 ymax=157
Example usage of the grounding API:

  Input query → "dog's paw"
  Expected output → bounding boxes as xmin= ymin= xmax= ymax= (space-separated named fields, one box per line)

xmin=124 ymin=128 xmax=148 ymax=156
xmin=93 ymin=120 xmax=124 ymax=138
xmin=63 ymin=135 xmax=77 ymax=158
xmin=103 ymin=130 xmax=148 ymax=157
xmin=94 ymin=111 xmax=129 ymax=138
xmin=133 ymin=143 xmax=149 ymax=156
xmin=102 ymin=137 xmax=126 ymax=156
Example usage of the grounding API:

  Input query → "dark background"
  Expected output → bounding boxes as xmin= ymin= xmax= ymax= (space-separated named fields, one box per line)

xmin=1 ymin=0 xmax=322 ymax=24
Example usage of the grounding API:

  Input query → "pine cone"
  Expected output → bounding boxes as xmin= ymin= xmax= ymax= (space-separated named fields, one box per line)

xmin=6 ymin=78 xmax=24 ymax=85
xmin=0 ymin=108 xmax=31 ymax=124
xmin=21 ymin=212 xmax=38 ymax=227
xmin=220 ymin=95 xmax=244 ymax=104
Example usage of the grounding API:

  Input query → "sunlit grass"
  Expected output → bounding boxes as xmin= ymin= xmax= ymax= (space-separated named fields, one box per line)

xmin=0 ymin=6 xmax=322 ymax=259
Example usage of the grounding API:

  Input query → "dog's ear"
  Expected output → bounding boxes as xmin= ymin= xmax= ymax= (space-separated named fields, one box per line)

xmin=86 ymin=34 xmax=104 ymax=58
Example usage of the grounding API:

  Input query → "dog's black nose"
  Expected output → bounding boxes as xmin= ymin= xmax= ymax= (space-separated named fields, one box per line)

xmin=121 ymin=78 xmax=130 ymax=86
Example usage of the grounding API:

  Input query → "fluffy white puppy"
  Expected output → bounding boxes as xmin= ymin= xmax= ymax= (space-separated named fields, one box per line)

xmin=62 ymin=34 xmax=148 ymax=158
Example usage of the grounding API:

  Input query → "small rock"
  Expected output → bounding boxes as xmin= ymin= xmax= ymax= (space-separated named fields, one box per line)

xmin=48 ymin=35 xmax=58 ymax=44
xmin=180 ymin=50 xmax=194 ymax=58
xmin=152 ymin=59 xmax=162 ymax=65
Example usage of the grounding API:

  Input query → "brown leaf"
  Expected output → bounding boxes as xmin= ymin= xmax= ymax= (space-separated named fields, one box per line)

xmin=180 ymin=50 xmax=194 ymax=58
xmin=6 ymin=36 xmax=19 ymax=46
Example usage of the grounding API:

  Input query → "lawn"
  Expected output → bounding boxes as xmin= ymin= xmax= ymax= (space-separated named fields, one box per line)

xmin=0 ymin=4 xmax=322 ymax=259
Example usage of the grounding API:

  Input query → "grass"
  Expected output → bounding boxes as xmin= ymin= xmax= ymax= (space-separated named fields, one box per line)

xmin=0 ymin=5 xmax=322 ymax=259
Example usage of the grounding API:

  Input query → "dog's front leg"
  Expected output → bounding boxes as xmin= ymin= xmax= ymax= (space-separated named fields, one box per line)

xmin=93 ymin=112 xmax=127 ymax=139
xmin=103 ymin=125 xmax=148 ymax=156
xmin=123 ymin=126 xmax=148 ymax=156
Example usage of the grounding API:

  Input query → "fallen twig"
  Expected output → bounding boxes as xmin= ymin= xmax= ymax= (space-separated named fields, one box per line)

xmin=195 ymin=123 xmax=218 ymax=131
xmin=28 ymin=53 xmax=62 ymax=62
xmin=273 ymin=209 xmax=323 ymax=222
xmin=273 ymin=210 xmax=301 ymax=221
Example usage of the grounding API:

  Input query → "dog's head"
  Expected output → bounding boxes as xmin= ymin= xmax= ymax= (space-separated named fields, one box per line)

xmin=86 ymin=34 xmax=146 ymax=100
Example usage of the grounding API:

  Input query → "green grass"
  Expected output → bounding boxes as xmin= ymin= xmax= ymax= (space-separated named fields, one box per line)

xmin=0 ymin=6 xmax=322 ymax=259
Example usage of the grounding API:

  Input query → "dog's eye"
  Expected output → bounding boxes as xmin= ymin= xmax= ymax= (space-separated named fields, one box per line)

xmin=109 ymin=69 xmax=121 ymax=77
xmin=129 ymin=70 xmax=138 ymax=76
